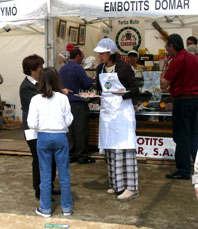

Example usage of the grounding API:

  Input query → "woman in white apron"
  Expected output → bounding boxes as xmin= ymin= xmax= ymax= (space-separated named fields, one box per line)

xmin=94 ymin=38 xmax=139 ymax=201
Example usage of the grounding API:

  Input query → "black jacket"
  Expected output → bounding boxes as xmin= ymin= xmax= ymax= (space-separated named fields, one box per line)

xmin=96 ymin=58 xmax=139 ymax=100
xmin=19 ymin=77 xmax=38 ymax=130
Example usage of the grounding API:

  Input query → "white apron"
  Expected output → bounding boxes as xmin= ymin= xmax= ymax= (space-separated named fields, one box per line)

xmin=99 ymin=65 xmax=136 ymax=149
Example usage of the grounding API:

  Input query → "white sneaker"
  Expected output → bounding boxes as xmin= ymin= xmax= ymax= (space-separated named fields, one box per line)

xmin=117 ymin=189 xmax=139 ymax=201
xmin=107 ymin=188 xmax=115 ymax=194
xmin=63 ymin=211 xmax=73 ymax=216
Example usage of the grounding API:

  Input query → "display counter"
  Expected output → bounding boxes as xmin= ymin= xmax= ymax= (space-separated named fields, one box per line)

xmin=88 ymin=109 xmax=175 ymax=162
xmin=85 ymin=69 xmax=175 ymax=162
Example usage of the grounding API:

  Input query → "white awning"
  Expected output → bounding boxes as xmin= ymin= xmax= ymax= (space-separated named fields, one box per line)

xmin=1 ymin=1 xmax=198 ymax=24
xmin=50 ymin=0 xmax=198 ymax=18
xmin=0 ymin=0 xmax=48 ymax=22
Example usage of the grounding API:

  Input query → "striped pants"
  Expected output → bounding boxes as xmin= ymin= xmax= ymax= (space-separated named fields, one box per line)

xmin=105 ymin=149 xmax=138 ymax=192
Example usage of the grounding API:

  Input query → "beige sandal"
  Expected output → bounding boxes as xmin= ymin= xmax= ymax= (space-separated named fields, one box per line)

xmin=117 ymin=189 xmax=139 ymax=201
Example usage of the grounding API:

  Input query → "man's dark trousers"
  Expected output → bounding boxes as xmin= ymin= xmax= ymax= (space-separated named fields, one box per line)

xmin=173 ymin=98 xmax=198 ymax=177
xmin=67 ymin=103 xmax=89 ymax=162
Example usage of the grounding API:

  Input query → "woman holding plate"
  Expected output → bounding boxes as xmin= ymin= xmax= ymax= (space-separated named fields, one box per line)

xmin=94 ymin=38 xmax=139 ymax=201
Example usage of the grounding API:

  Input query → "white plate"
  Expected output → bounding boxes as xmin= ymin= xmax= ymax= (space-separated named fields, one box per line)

xmin=105 ymin=90 xmax=130 ymax=95
xmin=74 ymin=94 xmax=101 ymax=99
xmin=139 ymin=104 xmax=160 ymax=111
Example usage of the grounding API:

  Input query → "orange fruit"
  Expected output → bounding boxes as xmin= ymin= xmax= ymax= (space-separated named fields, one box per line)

xmin=160 ymin=102 xmax=166 ymax=108
xmin=142 ymin=102 xmax=148 ymax=107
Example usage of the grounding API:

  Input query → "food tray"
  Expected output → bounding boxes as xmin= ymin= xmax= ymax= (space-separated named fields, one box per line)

xmin=105 ymin=90 xmax=130 ymax=95
xmin=74 ymin=94 xmax=101 ymax=99
xmin=139 ymin=104 xmax=161 ymax=111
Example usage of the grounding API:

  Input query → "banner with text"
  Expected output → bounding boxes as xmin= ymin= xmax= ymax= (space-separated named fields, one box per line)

xmin=51 ymin=0 xmax=198 ymax=18
xmin=0 ymin=0 xmax=47 ymax=22
xmin=136 ymin=136 xmax=175 ymax=160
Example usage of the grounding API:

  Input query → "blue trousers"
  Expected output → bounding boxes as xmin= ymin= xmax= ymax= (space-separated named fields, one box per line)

xmin=173 ymin=98 xmax=198 ymax=177
xmin=37 ymin=132 xmax=72 ymax=214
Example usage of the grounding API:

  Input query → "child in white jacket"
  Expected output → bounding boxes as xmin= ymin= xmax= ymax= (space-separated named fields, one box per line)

xmin=27 ymin=67 xmax=73 ymax=217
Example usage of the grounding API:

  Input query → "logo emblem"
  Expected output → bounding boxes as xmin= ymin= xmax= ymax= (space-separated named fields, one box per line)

xmin=104 ymin=81 xmax=112 ymax=90
xmin=116 ymin=26 xmax=142 ymax=54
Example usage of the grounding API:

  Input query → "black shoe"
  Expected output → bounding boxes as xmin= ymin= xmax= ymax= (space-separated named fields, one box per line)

xmin=78 ymin=157 xmax=96 ymax=164
xmin=52 ymin=189 xmax=61 ymax=195
xmin=166 ymin=171 xmax=190 ymax=180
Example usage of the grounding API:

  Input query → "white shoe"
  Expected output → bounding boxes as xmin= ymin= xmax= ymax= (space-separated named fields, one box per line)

xmin=117 ymin=189 xmax=139 ymax=201
xmin=63 ymin=211 xmax=73 ymax=216
xmin=107 ymin=188 xmax=115 ymax=194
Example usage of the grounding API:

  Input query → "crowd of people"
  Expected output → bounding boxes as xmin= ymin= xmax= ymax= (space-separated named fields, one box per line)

xmin=19 ymin=35 xmax=198 ymax=218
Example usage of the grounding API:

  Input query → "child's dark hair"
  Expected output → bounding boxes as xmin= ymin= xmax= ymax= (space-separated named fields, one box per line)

xmin=38 ymin=67 xmax=62 ymax=98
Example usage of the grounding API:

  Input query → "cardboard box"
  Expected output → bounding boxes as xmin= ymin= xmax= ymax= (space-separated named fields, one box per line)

xmin=2 ymin=105 xmax=15 ymax=118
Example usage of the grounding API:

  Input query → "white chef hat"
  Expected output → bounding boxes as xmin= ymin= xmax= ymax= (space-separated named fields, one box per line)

xmin=58 ymin=50 xmax=70 ymax=61
xmin=94 ymin=38 xmax=117 ymax=54
xmin=128 ymin=50 xmax=139 ymax=58
xmin=83 ymin=56 xmax=96 ymax=69
xmin=186 ymin=44 xmax=198 ymax=54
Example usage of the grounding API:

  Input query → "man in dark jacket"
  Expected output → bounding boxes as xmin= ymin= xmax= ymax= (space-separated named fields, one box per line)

xmin=59 ymin=47 xmax=95 ymax=164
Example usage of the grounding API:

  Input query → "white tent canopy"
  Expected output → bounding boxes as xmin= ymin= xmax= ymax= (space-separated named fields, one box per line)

xmin=1 ymin=1 xmax=198 ymax=24
xmin=50 ymin=0 xmax=198 ymax=18
xmin=0 ymin=0 xmax=48 ymax=22
xmin=0 ymin=0 xmax=48 ymax=120
xmin=1 ymin=0 xmax=198 ymax=29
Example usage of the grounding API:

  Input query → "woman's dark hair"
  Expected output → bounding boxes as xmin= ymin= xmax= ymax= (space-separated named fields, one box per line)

xmin=109 ymin=52 xmax=121 ymax=64
xmin=38 ymin=67 xmax=62 ymax=98
xmin=167 ymin=34 xmax=184 ymax=51
xmin=22 ymin=54 xmax=44 ymax=75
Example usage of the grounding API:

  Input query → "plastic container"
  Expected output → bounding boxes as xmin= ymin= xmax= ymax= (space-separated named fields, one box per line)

xmin=158 ymin=49 xmax=166 ymax=57
xmin=158 ymin=57 xmax=164 ymax=70
xmin=139 ymin=49 xmax=146 ymax=55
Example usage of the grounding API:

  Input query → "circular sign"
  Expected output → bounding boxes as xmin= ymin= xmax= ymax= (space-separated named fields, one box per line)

xmin=116 ymin=26 xmax=142 ymax=54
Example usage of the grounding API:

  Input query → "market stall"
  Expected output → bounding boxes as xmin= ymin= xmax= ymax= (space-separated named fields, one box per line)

xmin=1 ymin=0 xmax=198 ymax=161
xmin=49 ymin=0 xmax=198 ymax=162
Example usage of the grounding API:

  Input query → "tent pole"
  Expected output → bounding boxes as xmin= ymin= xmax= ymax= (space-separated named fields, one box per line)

xmin=50 ymin=17 xmax=55 ymax=67
xmin=44 ymin=19 xmax=49 ymax=67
